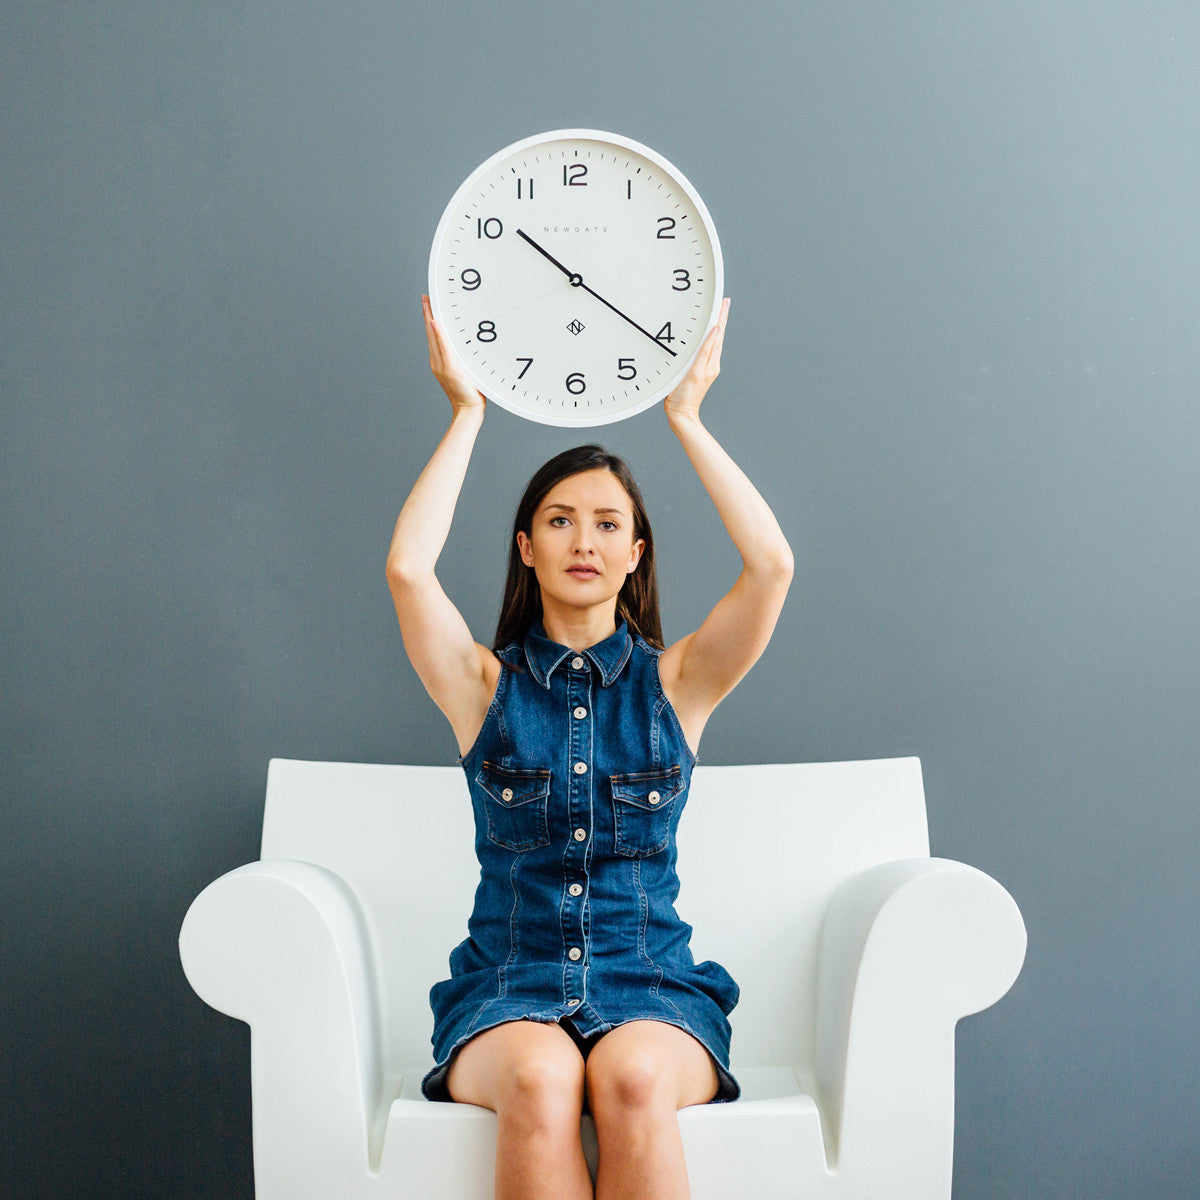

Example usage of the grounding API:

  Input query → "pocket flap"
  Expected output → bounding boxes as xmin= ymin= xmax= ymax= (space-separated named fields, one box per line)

xmin=478 ymin=762 xmax=551 ymax=808
xmin=609 ymin=766 xmax=684 ymax=812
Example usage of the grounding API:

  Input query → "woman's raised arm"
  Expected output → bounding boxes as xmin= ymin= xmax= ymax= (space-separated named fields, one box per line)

xmin=385 ymin=297 xmax=500 ymax=753
xmin=658 ymin=299 xmax=795 ymax=750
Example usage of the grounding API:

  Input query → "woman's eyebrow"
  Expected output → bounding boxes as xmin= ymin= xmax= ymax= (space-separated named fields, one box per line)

xmin=543 ymin=503 xmax=627 ymax=516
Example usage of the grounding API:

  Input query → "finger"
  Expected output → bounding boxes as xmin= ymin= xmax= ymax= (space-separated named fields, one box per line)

xmin=423 ymin=298 xmax=455 ymax=372
xmin=695 ymin=308 xmax=725 ymax=375
xmin=693 ymin=320 xmax=720 ymax=367
xmin=707 ymin=298 xmax=730 ymax=366
xmin=422 ymin=295 xmax=442 ymax=361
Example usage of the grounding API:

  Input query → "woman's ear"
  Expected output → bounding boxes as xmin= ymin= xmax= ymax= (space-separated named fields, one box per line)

xmin=626 ymin=538 xmax=645 ymax=573
xmin=516 ymin=530 xmax=534 ymax=567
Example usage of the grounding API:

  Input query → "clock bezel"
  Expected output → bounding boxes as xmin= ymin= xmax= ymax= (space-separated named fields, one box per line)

xmin=426 ymin=128 xmax=724 ymax=427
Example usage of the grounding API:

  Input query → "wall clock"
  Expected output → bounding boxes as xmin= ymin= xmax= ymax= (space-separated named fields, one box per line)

xmin=427 ymin=129 xmax=724 ymax=426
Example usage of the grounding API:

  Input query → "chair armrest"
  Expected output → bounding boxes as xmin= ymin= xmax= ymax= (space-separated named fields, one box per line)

xmin=813 ymin=858 xmax=1026 ymax=1195
xmin=179 ymin=860 xmax=386 ymax=1192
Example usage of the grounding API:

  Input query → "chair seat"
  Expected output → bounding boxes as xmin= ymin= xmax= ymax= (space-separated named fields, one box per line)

xmin=384 ymin=1067 xmax=829 ymax=1199
xmin=393 ymin=1064 xmax=808 ymax=1105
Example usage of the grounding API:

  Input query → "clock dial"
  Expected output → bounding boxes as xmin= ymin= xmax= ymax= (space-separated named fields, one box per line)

xmin=428 ymin=130 xmax=723 ymax=426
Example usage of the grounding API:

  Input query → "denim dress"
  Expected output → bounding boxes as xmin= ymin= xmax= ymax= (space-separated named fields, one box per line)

xmin=421 ymin=621 xmax=740 ymax=1102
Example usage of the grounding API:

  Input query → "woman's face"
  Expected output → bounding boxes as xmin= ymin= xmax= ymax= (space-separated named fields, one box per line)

xmin=517 ymin=469 xmax=645 ymax=613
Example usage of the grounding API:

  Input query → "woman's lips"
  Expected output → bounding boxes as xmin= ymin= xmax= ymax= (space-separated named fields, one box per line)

xmin=567 ymin=565 xmax=599 ymax=579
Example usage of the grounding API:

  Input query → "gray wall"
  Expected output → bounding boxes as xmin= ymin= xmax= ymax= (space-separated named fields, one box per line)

xmin=3 ymin=3 xmax=1198 ymax=1196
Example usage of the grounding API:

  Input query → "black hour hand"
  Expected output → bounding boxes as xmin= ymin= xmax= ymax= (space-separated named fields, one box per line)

xmin=516 ymin=229 xmax=583 ymax=287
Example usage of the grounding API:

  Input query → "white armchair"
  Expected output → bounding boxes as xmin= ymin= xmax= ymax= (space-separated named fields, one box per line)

xmin=179 ymin=757 xmax=1025 ymax=1199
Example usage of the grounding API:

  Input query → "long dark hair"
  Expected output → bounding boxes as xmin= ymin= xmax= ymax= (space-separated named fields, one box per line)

xmin=492 ymin=445 xmax=663 ymax=651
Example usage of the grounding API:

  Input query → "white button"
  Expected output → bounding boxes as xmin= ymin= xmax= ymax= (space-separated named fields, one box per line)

xmin=573 ymin=761 xmax=587 ymax=775
xmin=568 ymin=947 xmax=583 ymax=961
xmin=574 ymin=828 xmax=587 ymax=842
xmin=574 ymin=706 xmax=587 ymax=719
xmin=501 ymin=788 xmax=514 ymax=802
xmin=567 ymin=998 xmax=580 ymax=1007
xmin=569 ymin=883 xmax=583 ymax=896
xmin=571 ymin=656 xmax=585 ymax=669
xmin=648 ymin=791 xmax=661 ymax=805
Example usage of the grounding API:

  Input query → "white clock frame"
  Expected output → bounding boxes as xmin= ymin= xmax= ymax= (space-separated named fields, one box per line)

xmin=426 ymin=129 xmax=724 ymax=427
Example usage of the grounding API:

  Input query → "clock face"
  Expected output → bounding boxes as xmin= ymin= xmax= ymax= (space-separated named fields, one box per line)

xmin=428 ymin=129 xmax=723 ymax=426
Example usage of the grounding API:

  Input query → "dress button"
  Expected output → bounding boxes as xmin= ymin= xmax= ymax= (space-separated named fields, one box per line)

xmin=573 ymin=761 xmax=587 ymax=775
xmin=648 ymin=790 xmax=660 ymax=805
xmin=574 ymin=706 xmax=587 ymax=719
xmin=574 ymin=828 xmax=587 ymax=842
xmin=568 ymin=883 xmax=583 ymax=897
xmin=501 ymin=788 xmax=514 ymax=802
xmin=568 ymin=947 xmax=583 ymax=961
xmin=571 ymin=656 xmax=585 ymax=670
xmin=567 ymin=998 xmax=580 ymax=1007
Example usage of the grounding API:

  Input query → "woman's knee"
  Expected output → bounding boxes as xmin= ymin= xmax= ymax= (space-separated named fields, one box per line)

xmin=503 ymin=1044 xmax=586 ymax=1110
xmin=585 ymin=1023 xmax=718 ymax=1116
xmin=449 ymin=1021 xmax=586 ymax=1118
xmin=586 ymin=1046 xmax=671 ymax=1115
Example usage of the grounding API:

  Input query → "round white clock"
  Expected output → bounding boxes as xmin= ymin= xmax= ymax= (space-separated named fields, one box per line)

xmin=427 ymin=129 xmax=724 ymax=426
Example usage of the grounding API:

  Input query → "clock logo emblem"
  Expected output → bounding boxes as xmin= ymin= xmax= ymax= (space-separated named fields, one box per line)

xmin=566 ymin=320 xmax=586 ymax=337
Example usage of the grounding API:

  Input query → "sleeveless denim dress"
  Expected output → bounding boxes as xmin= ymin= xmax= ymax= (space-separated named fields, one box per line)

xmin=421 ymin=621 xmax=740 ymax=1102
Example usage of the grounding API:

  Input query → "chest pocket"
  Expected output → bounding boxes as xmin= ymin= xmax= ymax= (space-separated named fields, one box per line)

xmin=610 ymin=766 xmax=684 ymax=858
xmin=478 ymin=762 xmax=552 ymax=852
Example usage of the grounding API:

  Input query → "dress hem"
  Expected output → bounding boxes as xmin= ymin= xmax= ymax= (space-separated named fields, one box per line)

xmin=421 ymin=1012 xmax=740 ymax=1104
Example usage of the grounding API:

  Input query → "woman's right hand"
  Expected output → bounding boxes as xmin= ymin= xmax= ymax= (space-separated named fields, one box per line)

xmin=423 ymin=295 xmax=487 ymax=417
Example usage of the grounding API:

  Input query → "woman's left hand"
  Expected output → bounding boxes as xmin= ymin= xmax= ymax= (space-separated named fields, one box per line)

xmin=663 ymin=297 xmax=730 ymax=421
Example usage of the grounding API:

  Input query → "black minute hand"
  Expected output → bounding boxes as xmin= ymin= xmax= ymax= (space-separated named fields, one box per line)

xmin=515 ymin=228 xmax=677 ymax=358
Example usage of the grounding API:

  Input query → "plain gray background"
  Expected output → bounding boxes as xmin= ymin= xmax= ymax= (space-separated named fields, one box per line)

xmin=3 ymin=2 xmax=1198 ymax=1196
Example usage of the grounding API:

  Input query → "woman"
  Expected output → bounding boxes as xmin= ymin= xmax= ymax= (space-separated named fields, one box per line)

xmin=386 ymin=295 xmax=792 ymax=1200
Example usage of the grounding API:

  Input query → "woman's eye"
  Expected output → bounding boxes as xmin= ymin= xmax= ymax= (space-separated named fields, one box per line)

xmin=599 ymin=521 xmax=618 ymax=532
xmin=549 ymin=516 xmax=570 ymax=527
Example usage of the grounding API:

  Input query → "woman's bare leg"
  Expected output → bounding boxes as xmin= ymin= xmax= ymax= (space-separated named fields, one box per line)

xmin=585 ymin=1020 xmax=718 ymax=1200
xmin=447 ymin=1019 xmax=593 ymax=1200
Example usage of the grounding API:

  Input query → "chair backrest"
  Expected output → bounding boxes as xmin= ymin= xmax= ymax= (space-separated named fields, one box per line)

xmin=260 ymin=757 xmax=929 ymax=1082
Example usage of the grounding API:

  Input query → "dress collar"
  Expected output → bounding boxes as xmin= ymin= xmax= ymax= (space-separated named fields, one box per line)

xmin=523 ymin=621 xmax=634 ymax=689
